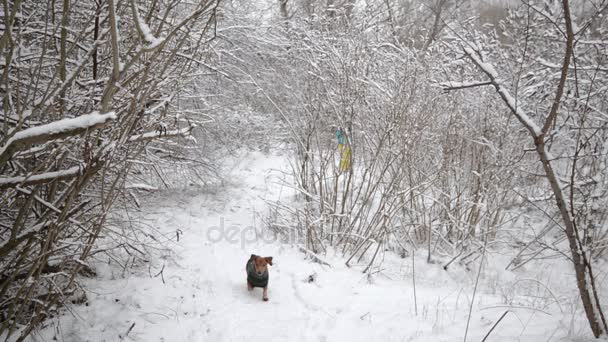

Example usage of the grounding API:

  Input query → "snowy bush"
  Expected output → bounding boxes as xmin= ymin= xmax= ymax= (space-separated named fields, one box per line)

xmin=0 ymin=0 xmax=220 ymax=339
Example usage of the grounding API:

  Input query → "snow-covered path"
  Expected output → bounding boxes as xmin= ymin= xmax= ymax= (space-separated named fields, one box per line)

xmin=31 ymin=152 xmax=591 ymax=342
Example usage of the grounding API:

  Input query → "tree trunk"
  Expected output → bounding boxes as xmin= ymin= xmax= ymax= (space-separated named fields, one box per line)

xmin=534 ymin=138 xmax=604 ymax=337
xmin=59 ymin=0 xmax=70 ymax=117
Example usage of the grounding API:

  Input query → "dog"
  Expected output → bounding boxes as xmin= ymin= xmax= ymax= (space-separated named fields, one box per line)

xmin=246 ymin=254 xmax=273 ymax=301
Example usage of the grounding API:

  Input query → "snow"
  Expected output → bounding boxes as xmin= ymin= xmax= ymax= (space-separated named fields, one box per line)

xmin=125 ymin=183 xmax=159 ymax=191
xmin=20 ymin=112 xmax=115 ymax=141
xmin=463 ymin=47 xmax=499 ymax=79
xmin=133 ymin=6 xmax=162 ymax=49
xmin=0 ymin=166 xmax=81 ymax=187
xmin=578 ymin=40 xmax=608 ymax=45
xmin=0 ymin=111 xmax=116 ymax=158
xmin=20 ymin=152 xmax=601 ymax=342
xmin=114 ymin=15 xmax=121 ymax=45
xmin=537 ymin=58 xmax=561 ymax=69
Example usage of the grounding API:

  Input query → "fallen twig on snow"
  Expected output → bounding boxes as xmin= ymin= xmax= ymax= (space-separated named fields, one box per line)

xmin=482 ymin=310 xmax=509 ymax=342
xmin=298 ymin=246 xmax=332 ymax=267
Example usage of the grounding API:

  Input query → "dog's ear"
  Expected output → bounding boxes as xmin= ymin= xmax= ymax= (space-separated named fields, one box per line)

xmin=264 ymin=257 xmax=273 ymax=266
xmin=250 ymin=254 xmax=257 ymax=261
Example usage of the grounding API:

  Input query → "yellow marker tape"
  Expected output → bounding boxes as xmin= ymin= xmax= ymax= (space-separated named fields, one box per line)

xmin=338 ymin=144 xmax=351 ymax=171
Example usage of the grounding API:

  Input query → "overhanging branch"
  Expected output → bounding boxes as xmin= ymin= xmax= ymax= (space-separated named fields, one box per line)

xmin=0 ymin=111 xmax=116 ymax=167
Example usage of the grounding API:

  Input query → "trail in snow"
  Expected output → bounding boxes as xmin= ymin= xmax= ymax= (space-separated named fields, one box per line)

xmin=29 ymin=151 xmax=594 ymax=342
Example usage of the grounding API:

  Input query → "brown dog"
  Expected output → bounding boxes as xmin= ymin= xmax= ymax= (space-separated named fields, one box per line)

xmin=246 ymin=254 xmax=273 ymax=301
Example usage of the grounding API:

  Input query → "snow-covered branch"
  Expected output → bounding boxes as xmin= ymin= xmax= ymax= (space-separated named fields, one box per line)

xmin=127 ymin=126 xmax=194 ymax=143
xmin=125 ymin=183 xmax=159 ymax=191
xmin=461 ymin=47 xmax=542 ymax=138
xmin=130 ymin=0 xmax=163 ymax=51
xmin=0 ymin=111 xmax=116 ymax=166
xmin=0 ymin=166 xmax=82 ymax=189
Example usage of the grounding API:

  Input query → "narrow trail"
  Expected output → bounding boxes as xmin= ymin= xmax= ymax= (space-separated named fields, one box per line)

xmin=32 ymin=152 xmax=581 ymax=342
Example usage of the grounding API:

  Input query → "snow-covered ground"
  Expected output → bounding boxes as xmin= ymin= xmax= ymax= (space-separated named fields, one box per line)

xmin=27 ymin=151 xmax=600 ymax=342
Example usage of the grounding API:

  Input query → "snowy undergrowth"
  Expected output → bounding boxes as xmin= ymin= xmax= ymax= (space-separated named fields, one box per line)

xmin=24 ymin=151 xmax=601 ymax=342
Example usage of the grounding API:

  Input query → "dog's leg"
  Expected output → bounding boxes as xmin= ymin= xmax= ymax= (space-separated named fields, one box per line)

xmin=262 ymin=287 xmax=268 ymax=301
xmin=247 ymin=282 xmax=253 ymax=291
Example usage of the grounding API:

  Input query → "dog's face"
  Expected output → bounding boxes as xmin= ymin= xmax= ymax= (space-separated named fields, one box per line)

xmin=251 ymin=255 xmax=273 ymax=276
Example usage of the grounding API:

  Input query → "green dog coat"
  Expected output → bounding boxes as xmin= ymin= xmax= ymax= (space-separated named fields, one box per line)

xmin=246 ymin=259 xmax=269 ymax=288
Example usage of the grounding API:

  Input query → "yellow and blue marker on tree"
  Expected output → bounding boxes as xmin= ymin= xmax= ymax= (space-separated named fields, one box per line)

xmin=335 ymin=128 xmax=351 ymax=172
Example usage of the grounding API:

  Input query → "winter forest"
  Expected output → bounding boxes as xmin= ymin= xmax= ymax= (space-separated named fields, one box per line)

xmin=1 ymin=0 xmax=608 ymax=340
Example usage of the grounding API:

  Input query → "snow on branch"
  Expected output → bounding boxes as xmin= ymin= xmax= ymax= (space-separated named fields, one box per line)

xmin=130 ymin=0 xmax=163 ymax=51
xmin=125 ymin=183 xmax=158 ymax=191
xmin=145 ymin=95 xmax=173 ymax=115
xmin=127 ymin=126 xmax=194 ymax=143
xmin=460 ymin=47 xmax=542 ymax=138
xmin=538 ymin=57 xmax=608 ymax=73
xmin=0 ymin=166 xmax=82 ymax=189
xmin=0 ymin=111 xmax=116 ymax=166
